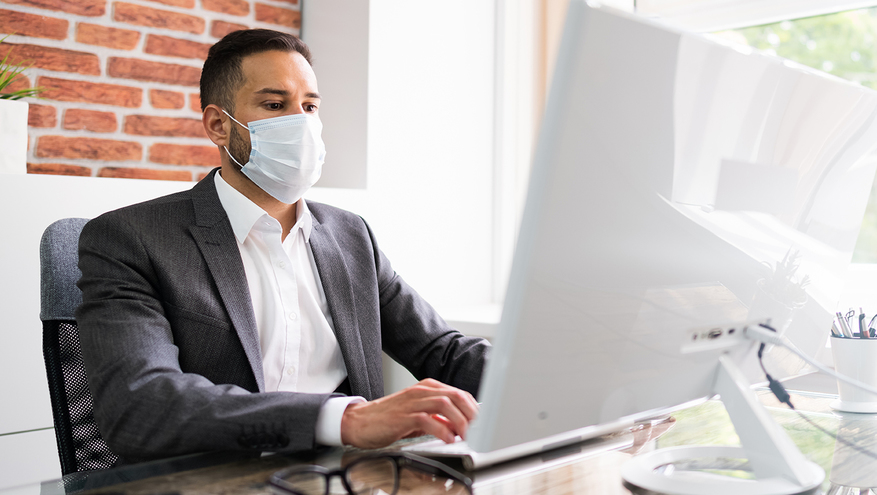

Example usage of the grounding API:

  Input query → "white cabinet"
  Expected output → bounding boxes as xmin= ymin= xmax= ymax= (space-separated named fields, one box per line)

xmin=0 ymin=174 xmax=190 ymax=489
xmin=0 ymin=429 xmax=59 ymax=490
xmin=0 ymin=100 xmax=28 ymax=175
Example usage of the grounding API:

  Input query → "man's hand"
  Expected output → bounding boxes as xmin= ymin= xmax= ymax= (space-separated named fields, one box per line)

xmin=339 ymin=378 xmax=479 ymax=449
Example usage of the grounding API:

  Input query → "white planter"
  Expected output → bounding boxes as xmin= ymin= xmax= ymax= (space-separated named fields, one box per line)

xmin=0 ymin=99 xmax=28 ymax=174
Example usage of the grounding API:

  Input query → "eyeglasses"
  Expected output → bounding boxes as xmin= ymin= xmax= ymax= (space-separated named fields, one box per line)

xmin=268 ymin=452 xmax=473 ymax=495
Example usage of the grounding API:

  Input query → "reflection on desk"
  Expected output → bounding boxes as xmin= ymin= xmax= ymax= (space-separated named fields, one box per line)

xmin=826 ymin=410 xmax=877 ymax=494
xmin=10 ymin=391 xmax=874 ymax=495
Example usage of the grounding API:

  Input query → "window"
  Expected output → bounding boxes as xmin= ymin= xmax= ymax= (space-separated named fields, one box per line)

xmin=715 ymin=7 xmax=877 ymax=263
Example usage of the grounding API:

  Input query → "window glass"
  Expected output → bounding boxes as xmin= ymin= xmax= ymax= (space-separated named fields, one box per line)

xmin=715 ymin=8 xmax=877 ymax=262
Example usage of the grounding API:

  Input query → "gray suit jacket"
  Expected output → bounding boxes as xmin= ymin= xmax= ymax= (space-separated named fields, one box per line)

xmin=76 ymin=169 xmax=490 ymax=462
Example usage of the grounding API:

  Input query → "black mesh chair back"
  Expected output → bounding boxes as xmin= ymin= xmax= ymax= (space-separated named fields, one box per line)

xmin=40 ymin=218 xmax=119 ymax=475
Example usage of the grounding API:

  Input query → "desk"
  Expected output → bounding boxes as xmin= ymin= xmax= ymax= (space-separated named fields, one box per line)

xmin=5 ymin=391 xmax=872 ymax=495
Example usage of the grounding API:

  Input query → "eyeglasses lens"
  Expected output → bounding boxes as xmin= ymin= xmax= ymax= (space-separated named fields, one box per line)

xmin=347 ymin=457 xmax=398 ymax=495
xmin=277 ymin=471 xmax=327 ymax=495
xmin=397 ymin=463 xmax=470 ymax=494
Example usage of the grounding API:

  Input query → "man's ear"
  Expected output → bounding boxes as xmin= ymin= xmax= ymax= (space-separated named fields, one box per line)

xmin=203 ymin=104 xmax=230 ymax=146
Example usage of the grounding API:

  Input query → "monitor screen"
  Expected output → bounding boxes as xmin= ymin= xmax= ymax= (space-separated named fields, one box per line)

xmin=469 ymin=0 xmax=877 ymax=453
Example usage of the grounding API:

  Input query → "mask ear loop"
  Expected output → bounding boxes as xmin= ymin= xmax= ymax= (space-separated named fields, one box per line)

xmin=221 ymin=108 xmax=248 ymax=130
xmin=220 ymin=108 xmax=249 ymax=169
xmin=223 ymin=146 xmax=245 ymax=168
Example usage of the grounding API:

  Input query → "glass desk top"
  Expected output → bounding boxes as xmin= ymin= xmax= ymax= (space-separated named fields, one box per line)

xmin=4 ymin=390 xmax=874 ymax=495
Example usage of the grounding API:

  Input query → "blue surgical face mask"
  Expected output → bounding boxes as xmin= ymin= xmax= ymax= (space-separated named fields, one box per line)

xmin=223 ymin=109 xmax=326 ymax=204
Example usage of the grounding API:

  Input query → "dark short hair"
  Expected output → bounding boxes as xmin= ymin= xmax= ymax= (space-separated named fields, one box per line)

xmin=200 ymin=29 xmax=312 ymax=112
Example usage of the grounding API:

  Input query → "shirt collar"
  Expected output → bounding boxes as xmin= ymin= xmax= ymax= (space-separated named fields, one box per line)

xmin=214 ymin=171 xmax=313 ymax=243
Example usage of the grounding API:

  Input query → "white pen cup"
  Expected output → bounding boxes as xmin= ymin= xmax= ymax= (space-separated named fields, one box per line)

xmin=830 ymin=336 xmax=877 ymax=413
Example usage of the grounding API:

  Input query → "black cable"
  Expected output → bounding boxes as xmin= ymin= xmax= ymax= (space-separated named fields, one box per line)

xmin=757 ymin=323 xmax=794 ymax=408
xmin=757 ymin=323 xmax=877 ymax=462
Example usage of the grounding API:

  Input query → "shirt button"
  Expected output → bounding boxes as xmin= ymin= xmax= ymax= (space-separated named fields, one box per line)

xmin=288 ymin=312 xmax=298 ymax=321
xmin=286 ymin=366 xmax=296 ymax=376
xmin=278 ymin=260 xmax=286 ymax=269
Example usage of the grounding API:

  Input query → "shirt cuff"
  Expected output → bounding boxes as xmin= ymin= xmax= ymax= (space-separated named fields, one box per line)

xmin=315 ymin=396 xmax=366 ymax=446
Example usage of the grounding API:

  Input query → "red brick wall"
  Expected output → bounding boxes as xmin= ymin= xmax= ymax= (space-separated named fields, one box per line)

xmin=1 ymin=0 xmax=300 ymax=181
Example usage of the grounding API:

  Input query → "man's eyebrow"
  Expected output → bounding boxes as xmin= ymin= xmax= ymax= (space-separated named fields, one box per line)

xmin=254 ymin=88 xmax=289 ymax=96
xmin=253 ymin=88 xmax=321 ymax=99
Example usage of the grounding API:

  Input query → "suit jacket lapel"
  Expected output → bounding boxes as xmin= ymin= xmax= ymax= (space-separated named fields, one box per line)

xmin=309 ymin=218 xmax=374 ymax=398
xmin=188 ymin=172 xmax=266 ymax=392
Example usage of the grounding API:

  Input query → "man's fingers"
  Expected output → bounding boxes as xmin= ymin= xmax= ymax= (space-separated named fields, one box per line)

xmin=457 ymin=390 xmax=479 ymax=421
xmin=408 ymin=380 xmax=479 ymax=422
xmin=444 ymin=389 xmax=479 ymax=423
xmin=429 ymin=414 xmax=459 ymax=439
xmin=410 ymin=412 xmax=456 ymax=444
xmin=414 ymin=395 xmax=470 ymax=439
xmin=416 ymin=378 xmax=444 ymax=389
xmin=340 ymin=381 xmax=480 ymax=449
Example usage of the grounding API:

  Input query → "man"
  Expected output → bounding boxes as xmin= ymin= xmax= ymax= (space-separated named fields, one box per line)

xmin=77 ymin=29 xmax=490 ymax=462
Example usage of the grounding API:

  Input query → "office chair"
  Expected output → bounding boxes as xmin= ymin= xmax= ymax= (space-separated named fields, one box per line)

xmin=39 ymin=218 xmax=119 ymax=475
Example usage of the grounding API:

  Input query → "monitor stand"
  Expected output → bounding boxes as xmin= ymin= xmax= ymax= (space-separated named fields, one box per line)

xmin=621 ymin=355 xmax=824 ymax=495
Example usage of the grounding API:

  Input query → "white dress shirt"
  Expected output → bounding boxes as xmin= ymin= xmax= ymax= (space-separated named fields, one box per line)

xmin=214 ymin=172 xmax=364 ymax=446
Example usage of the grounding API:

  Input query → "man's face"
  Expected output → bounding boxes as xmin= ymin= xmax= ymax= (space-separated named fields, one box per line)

xmin=227 ymin=49 xmax=321 ymax=166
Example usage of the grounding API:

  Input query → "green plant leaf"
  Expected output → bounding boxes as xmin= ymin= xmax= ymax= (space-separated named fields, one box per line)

xmin=0 ymin=33 xmax=44 ymax=98
xmin=0 ymin=87 xmax=45 ymax=100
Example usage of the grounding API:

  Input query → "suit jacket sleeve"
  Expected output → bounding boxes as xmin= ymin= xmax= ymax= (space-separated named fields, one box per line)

xmin=365 ymin=221 xmax=491 ymax=398
xmin=77 ymin=210 xmax=329 ymax=463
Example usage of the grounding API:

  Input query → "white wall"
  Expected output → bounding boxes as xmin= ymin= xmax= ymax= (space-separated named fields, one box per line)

xmin=301 ymin=0 xmax=370 ymax=189
xmin=303 ymin=0 xmax=500 ymax=393
xmin=305 ymin=0 xmax=498 ymax=315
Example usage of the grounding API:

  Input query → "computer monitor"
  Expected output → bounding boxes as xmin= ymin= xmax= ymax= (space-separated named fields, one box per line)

xmin=467 ymin=1 xmax=877 ymax=491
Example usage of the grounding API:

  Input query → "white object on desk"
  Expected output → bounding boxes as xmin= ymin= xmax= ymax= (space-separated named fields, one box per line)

xmin=830 ymin=337 xmax=877 ymax=413
xmin=621 ymin=356 xmax=824 ymax=495
xmin=0 ymin=99 xmax=28 ymax=174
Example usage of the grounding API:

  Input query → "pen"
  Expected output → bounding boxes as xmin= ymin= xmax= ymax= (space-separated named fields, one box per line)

xmin=837 ymin=312 xmax=854 ymax=338
xmin=846 ymin=309 xmax=856 ymax=334
xmin=830 ymin=321 xmax=843 ymax=338
xmin=860 ymin=310 xmax=870 ymax=339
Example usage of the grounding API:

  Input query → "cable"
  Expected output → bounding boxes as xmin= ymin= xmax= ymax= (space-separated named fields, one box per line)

xmin=752 ymin=323 xmax=877 ymax=462
xmin=745 ymin=324 xmax=877 ymax=397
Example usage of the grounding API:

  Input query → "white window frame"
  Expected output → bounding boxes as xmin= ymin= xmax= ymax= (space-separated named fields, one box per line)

xmin=637 ymin=0 xmax=877 ymax=32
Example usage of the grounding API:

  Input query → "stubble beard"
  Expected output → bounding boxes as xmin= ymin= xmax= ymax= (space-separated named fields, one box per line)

xmin=228 ymin=123 xmax=251 ymax=169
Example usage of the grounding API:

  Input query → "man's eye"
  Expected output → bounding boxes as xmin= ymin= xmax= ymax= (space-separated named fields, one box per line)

xmin=266 ymin=102 xmax=283 ymax=110
xmin=305 ymin=104 xmax=318 ymax=112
